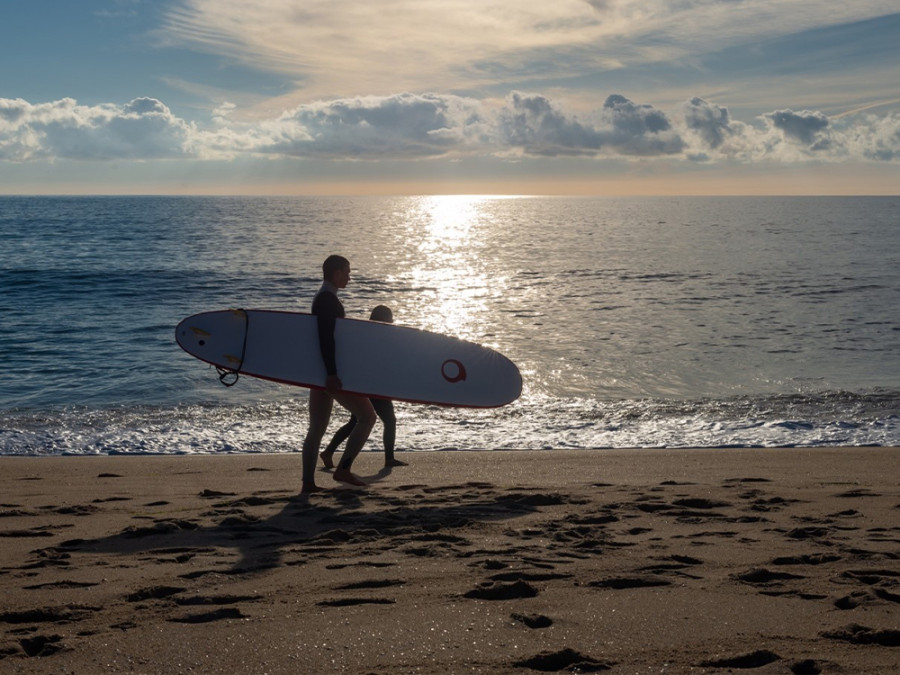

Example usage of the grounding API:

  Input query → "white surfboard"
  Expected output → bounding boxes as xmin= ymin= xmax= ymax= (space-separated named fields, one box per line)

xmin=175 ymin=309 xmax=522 ymax=408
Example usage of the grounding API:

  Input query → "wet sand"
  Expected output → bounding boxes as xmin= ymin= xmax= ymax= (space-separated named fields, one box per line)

xmin=1 ymin=448 xmax=898 ymax=673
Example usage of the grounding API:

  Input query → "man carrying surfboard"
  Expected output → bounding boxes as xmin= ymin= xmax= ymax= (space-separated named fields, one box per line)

xmin=301 ymin=255 xmax=377 ymax=493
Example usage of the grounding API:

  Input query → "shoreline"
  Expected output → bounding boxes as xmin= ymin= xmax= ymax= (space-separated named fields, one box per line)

xmin=2 ymin=448 xmax=898 ymax=673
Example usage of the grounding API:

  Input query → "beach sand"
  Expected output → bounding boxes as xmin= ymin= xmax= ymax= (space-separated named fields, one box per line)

xmin=1 ymin=448 xmax=897 ymax=674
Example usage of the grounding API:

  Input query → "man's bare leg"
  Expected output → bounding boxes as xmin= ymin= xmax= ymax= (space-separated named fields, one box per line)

xmin=301 ymin=389 xmax=333 ymax=493
xmin=331 ymin=393 xmax=376 ymax=486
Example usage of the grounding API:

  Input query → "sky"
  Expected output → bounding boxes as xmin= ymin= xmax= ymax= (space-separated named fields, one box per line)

xmin=1 ymin=0 xmax=899 ymax=195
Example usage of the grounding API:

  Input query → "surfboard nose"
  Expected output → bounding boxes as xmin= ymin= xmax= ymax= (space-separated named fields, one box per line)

xmin=176 ymin=310 xmax=251 ymax=369
xmin=175 ymin=313 xmax=223 ymax=356
xmin=175 ymin=316 xmax=205 ymax=353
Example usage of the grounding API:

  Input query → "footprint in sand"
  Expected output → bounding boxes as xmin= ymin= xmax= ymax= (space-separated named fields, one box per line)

xmin=511 ymin=612 xmax=553 ymax=629
xmin=841 ymin=569 xmax=900 ymax=586
xmin=198 ymin=489 xmax=237 ymax=498
xmin=489 ymin=571 xmax=571 ymax=583
xmin=123 ymin=519 xmax=200 ymax=538
xmin=697 ymin=650 xmax=780 ymax=668
xmin=325 ymin=561 xmax=396 ymax=570
xmin=734 ymin=568 xmax=805 ymax=584
xmin=770 ymin=553 xmax=841 ymax=566
xmin=785 ymin=526 xmax=831 ymax=540
xmin=671 ymin=497 xmax=730 ymax=509
xmin=18 ymin=634 xmax=64 ymax=657
xmin=52 ymin=504 xmax=100 ymax=516
xmin=0 ymin=528 xmax=56 ymax=538
xmin=834 ymin=489 xmax=881 ymax=498
xmin=588 ymin=576 xmax=671 ymax=589
xmin=331 ymin=579 xmax=406 ymax=591
xmin=175 ymin=594 xmax=262 ymax=606
xmin=514 ymin=648 xmax=613 ymax=672
xmin=464 ymin=579 xmax=539 ymax=600
xmin=834 ymin=590 xmax=878 ymax=610
xmin=821 ymin=624 xmax=900 ymax=647
xmin=168 ymin=608 xmax=248 ymax=623
xmin=126 ymin=585 xmax=186 ymax=602
xmin=317 ymin=598 xmax=396 ymax=607
xmin=0 ymin=606 xmax=97 ymax=625
xmin=468 ymin=558 xmax=509 ymax=571
xmin=23 ymin=580 xmax=99 ymax=590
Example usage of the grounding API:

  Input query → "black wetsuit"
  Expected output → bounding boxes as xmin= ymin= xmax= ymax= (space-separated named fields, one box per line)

xmin=312 ymin=282 xmax=344 ymax=377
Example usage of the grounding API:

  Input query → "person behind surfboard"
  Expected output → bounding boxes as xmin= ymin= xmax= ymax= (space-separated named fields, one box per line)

xmin=321 ymin=305 xmax=407 ymax=469
xmin=300 ymin=255 xmax=376 ymax=493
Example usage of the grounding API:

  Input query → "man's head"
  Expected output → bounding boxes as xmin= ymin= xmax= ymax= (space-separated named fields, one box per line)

xmin=322 ymin=255 xmax=350 ymax=288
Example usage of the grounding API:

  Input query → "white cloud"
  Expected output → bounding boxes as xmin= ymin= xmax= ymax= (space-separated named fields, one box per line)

xmin=835 ymin=112 xmax=900 ymax=162
xmin=258 ymin=93 xmax=489 ymax=158
xmin=678 ymin=98 xmax=900 ymax=164
xmin=2 ymin=93 xmax=900 ymax=166
xmin=0 ymin=97 xmax=192 ymax=161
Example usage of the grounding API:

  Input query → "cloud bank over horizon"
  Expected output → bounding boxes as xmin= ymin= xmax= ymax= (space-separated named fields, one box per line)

xmin=2 ymin=2 xmax=898 ymax=192
xmin=2 ymin=92 xmax=898 ymax=167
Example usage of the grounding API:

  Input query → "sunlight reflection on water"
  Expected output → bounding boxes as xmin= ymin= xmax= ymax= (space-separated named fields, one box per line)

xmin=388 ymin=195 xmax=512 ymax=342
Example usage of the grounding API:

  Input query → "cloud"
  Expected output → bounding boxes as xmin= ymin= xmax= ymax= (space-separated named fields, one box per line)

xmin=498 ymin=92 xmax=683 ymax=156
xmin=0 ymin=97 xmax=192 ymax=161
xmin=601 ymin=94 xmax=685 ymax=155
xmin=679 ymin=100 xmax=900 ymax=164
xmin=836 ymin=112 xmax=900 ymax=162
xmin=684 ymin=97 xmax=732 ymax=149
xmin=765 ymin=109 xmax=831 ymax=146
xmin=2 ymin=92 xmax=900 ymax=166
xmin=497 ymin=93 xmax=607 ymax=156
xmin=158 ymin=0 xmax=899 ymax=103
xmin=258 ymin=94 xmax=488 ymax=158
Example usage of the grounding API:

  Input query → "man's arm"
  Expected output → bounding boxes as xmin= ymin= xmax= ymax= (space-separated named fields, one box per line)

xmin=312 ymin=292 xmax=342 ymax=383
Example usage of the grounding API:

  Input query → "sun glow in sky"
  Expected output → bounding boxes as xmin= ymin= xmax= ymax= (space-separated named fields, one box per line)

xmin=2 ymin=1 xmax=900 ymax=195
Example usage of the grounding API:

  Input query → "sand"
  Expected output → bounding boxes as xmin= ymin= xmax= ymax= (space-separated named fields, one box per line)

xmin=1 ymin=448 xmax=898 ymax=674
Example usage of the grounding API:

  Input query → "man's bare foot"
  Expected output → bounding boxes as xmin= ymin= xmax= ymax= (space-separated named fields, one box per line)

xmin=333 ymin=469 xmax=366 ymax=486
xmin=319 ymin=450 xmax=335 ymax=469
xmin=300 ymin=482 xmax=327 ymax=495
xmin=385 ymin=458 xmax=407 ymax=467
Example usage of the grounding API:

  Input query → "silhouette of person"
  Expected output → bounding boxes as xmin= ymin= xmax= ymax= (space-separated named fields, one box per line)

xmin=300 ymin=255 xmax=376 ymax=494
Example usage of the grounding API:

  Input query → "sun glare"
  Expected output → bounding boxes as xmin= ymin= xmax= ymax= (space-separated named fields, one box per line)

xmin=422 ymin=195 xmax=478 ymax=245
xmin=393 ymin=195 xmax=507 ymax=341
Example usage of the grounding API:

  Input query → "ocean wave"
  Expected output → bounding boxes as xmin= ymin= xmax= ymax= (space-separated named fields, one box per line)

xmin=2 ymin=390 xmax=897 ymax=456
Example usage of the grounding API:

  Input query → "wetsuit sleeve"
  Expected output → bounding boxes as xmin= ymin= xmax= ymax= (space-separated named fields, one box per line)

xmin=312 ymin=292 xmax=343 ymax=376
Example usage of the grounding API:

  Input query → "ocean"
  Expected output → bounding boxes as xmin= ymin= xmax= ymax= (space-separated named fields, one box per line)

xmin=2 ymin=195 xmax=898 ymax=455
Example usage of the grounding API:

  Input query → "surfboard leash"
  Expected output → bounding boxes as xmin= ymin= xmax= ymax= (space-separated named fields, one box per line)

xmin=216 ymin=309 xmax=249 ymax=387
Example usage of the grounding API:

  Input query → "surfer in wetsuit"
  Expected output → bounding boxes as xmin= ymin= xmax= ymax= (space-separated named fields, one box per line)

xmin=321 ymin=305 xmax=407 ymax=469
xmin=300 ymin=255 xmax=376 ymax=494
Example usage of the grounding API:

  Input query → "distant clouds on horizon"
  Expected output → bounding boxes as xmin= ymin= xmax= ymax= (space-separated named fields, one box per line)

xmin=2 ymin=91 xmax=898 ymax=165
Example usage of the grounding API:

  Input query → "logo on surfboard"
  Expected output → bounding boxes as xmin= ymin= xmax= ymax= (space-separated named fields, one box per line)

xmin=441 ymin=359 xmax=467 ymax=383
